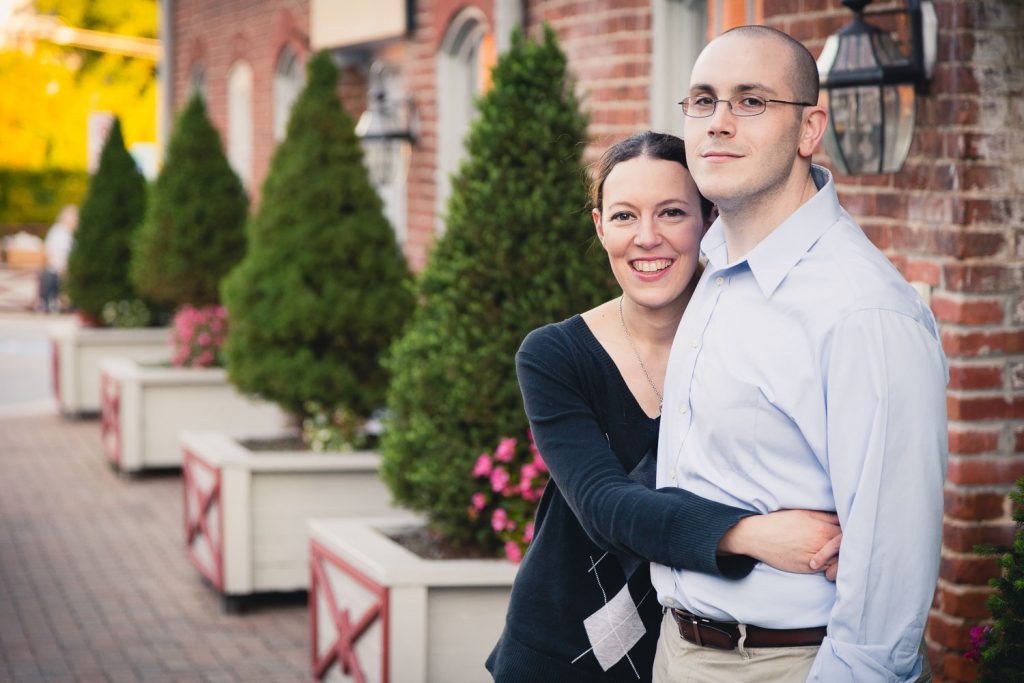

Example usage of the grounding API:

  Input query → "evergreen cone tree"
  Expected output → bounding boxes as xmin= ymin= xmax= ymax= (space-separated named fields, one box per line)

xmin=220 ymin=51 xmax=413 ymax=421
xmin=381 ymin=26 xmax=615 ymax=549
xmin=130 ymin=94 xmax=248 ymax=307
xmin=979 ymin=478 xmax=1024 ymax=680
xmin=65 ymin=118 xmax=147 ymax=321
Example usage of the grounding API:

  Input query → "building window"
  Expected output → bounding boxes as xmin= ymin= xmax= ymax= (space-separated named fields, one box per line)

xmin=226 ymin=60 xmax=254 ymax=189
xmin=273 ymin=46 xmax=304 ymax=142
xmin=651 ymin=0 xmax=708 ymax=137
xmin=436 ymin=8 xmax=495 ymax=233
xmin=708 ymin=0 xmax=763 ymax=37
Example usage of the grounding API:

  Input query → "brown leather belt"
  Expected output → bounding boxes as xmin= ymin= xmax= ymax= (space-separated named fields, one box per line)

xmin=671 ymin=608 xmax=827 ymax=651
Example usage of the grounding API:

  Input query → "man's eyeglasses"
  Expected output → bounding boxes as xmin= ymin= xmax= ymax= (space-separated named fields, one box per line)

xmin=679 ymin=94 xmax=815 ymax=118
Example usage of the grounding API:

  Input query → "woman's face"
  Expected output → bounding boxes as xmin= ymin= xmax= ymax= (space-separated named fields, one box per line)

xmin=593 ymin=156 xmax=705 ymax=311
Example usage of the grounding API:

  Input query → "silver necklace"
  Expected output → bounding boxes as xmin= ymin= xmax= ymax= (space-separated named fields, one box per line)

xmin=618 ymin=296 xmax=663 ymax=411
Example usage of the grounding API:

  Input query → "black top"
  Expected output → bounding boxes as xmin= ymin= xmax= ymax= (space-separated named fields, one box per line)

xmin=486 ymin=315 xmax=758 ymax=682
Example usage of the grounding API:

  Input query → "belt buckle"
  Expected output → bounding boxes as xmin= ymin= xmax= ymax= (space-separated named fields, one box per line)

xmin=679 ymin=610 xmax=738 ymax=650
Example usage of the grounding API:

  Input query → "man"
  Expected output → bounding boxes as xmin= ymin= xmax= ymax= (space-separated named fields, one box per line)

xmin=40 ymin=204 xmax=78 ymax=313
xmin=652 ymin=26 xmax=948 ymax=682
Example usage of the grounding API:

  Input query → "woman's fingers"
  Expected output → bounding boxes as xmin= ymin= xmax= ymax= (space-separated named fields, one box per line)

xmin=808 ymin=532 xmax=843 ymax=570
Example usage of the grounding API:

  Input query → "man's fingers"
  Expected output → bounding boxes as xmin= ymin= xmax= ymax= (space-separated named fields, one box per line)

xmin=824 ymin=560 xmax=839 ymax=582
xmin=808 ymin=533 xmax=843 ymax=570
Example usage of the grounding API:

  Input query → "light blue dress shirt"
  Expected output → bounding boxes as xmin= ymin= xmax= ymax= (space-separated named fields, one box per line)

xmin=652 ymin=166 xmax=949 ymax=681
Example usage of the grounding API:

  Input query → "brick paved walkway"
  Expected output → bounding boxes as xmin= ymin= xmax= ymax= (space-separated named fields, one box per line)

xmin=0 ymin=414 xmax=308 ymax=682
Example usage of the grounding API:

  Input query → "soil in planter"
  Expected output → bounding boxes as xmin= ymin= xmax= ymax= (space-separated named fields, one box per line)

xmin=239 ymin=435 xmax=307 ymax=451
xmin=390 ymin=527 xmax=501 ymax=561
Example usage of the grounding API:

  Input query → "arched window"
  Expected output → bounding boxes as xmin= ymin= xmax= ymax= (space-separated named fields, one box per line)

xmin=226 ymin=60 xmax=254 ymax=189
xmin=651 ymin=0 xmax=708 ymax=136
xmin=273 ymin=46 xmax=304 ymax=142
xmin=436 ymin=8 xmax=494 ymax=233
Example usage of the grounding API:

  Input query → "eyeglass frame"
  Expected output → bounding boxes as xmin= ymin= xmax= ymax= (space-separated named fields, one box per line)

xmin=678 ymin=94 xmax=816 ymax=118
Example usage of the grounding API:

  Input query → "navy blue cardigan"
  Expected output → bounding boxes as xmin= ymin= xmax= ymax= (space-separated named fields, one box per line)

xmin=487 ymin=315 xmax=758 ymax=681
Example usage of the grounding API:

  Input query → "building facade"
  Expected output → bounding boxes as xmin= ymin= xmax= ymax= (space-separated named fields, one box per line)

xmin=163 ymin=1 xmax=1024 ymax=680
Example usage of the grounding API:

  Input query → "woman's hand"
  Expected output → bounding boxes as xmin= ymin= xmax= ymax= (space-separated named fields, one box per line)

xmin=718 ymin=509 xmax=842 ymax=580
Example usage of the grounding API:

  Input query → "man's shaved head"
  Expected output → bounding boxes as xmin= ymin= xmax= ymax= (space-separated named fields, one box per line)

xmin=718 ymin=25 xmax=820 ymax=105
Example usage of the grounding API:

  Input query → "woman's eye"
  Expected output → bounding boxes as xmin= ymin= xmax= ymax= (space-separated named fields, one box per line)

xmin=610 ymin=212 xmax=634 ymax=222
xmin=662 ymin=208 xmax=686 ymax=218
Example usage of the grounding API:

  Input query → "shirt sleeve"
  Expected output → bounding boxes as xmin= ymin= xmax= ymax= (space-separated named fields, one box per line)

xmin=517 ymin=326 xmax=758 ymax=578
xmin=807 ymin=309 xmax=948 ymax=681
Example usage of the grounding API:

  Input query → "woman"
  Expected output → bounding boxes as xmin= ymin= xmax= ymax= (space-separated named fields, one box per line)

xmin=486 ymin=132 xmax=841 ymax=681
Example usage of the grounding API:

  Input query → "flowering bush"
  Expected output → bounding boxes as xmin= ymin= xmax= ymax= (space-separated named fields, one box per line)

xmin=170 ymin=304 xmax=227 ymax=368
xmin=468 ymin=432 xmax=549 ymax=562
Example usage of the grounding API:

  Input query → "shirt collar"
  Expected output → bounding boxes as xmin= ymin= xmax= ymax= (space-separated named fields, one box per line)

xmin=701 ymin=165 xmax=843 ymax=298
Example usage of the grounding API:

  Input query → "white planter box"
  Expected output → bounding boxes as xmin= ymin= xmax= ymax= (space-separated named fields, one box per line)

xmin=307 ymin=517 xmax=518 ymax=683
xmin=99 ymin=357 xmax=286 ymax=472
xmin=50 ymin=320 xmax=171 ymax=415
xmin=180 ymin=431 xmax=405 ymax=604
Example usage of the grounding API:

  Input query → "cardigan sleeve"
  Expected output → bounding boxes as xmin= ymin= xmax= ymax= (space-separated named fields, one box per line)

xmin=517 ymin=324 xmax=757 ymax=578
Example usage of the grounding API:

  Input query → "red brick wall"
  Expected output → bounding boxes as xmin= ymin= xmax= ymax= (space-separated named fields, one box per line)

xmin=171 ymin=0 xmax=312 ymax=205
xmin=529 ymin=0 xmax=654 ymax=160
xmin=765 ymin=2 xmax=1024 ymax=681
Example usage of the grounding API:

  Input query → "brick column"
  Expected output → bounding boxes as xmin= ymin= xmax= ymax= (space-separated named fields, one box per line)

xmin=765 ymin=1 xmax=1024 ymax=681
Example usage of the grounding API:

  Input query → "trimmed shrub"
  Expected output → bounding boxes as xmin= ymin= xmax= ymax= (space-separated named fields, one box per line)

xmin=976 ymin=478 xmax=1024 ymax=680
xmin=380 ymin=26 xmax=615 ymax=550
xmin=65 ymin=118 xmax=147 ymax=322
xmin=221 ymin=51 xmax=413 ymax=423
xmin=130 ymin=94 xmax=247 ymax=308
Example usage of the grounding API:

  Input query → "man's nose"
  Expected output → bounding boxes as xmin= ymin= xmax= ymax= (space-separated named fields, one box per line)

xmin=706 ymin=101 xmax=736 ymax=137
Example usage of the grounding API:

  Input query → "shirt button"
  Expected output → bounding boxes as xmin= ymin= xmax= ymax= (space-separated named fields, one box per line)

xmin=691 ymin=340 xmax=698 ymax=349
xmin=679 ymin=404 xmax=688 ymax=415
xmin=715 ymin=276 xmax=725 ymax=286
xmin=665 ymin=597 xmax=678 ymax=607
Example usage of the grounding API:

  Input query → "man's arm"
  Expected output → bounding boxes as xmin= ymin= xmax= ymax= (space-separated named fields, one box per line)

xmin=807 ymin=308 xmax=948 ymax=682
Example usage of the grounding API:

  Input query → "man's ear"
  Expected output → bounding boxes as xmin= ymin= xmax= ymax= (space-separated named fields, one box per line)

xmin=799 ymin=106 xmax=828 ymax=159
xmin=592 ymin=208 xmax=605 ymax=244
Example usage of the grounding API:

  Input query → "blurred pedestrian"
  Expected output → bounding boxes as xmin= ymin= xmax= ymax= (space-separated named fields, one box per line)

xmin=39 ymin=204 xmax=78 ymax=313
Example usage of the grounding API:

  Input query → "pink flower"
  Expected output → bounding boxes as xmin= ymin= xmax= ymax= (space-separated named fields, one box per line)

xmin=472 ymin=453 xmax=493 ymax=478
xmin=198 ymin=332 xmax=212 ymax=346
xmin=504 ymin=541 xmax=523 ymax=563
xmin=494 ymin=437 xmax=517 ymax=463
xmin=197 ymin=350 xmax=214 ymax=366
xmin=965 ymin=624 xmax=991 ymax=662
xmin=520 ymin=463 xmax=538 ymax=482
xmin=491 ymin=507 xmax=508 ymax=533
xmin=490 ymin=466 xmax=510 ymax=493
xmin=471 ymin=492 xmax=486 ymax=511
xmin=523 ymin=521 xmax=535 ymax=543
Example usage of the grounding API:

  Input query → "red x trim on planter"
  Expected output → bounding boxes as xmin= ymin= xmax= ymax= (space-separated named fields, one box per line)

xmin=182 ymin=449 xmax=224 ymax=591
xmin=100 ymin=373 xmax=121 ymax=467
xmin=309 ymin=540 xmax=389 ymax=682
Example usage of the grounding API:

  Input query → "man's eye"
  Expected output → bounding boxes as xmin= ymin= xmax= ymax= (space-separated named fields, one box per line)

xmin=693 ymin=96 xmax=716 ymax=106
xmin=739 ymin=96 xmax=765 ymax=108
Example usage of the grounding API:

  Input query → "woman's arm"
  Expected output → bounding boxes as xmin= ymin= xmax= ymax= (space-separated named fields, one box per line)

xmin=721 ymin=510 xmax=842 ymax=580
xmin=518 ymin=325 xmax=840 ymax=579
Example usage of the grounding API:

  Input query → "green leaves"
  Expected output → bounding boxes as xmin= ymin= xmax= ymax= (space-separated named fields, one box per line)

xmin=130 ymin=94 xmax=248 ymax=308
xmin=380 ymin=26 xmax=615 ymax=549
xmin=65 ymin=118 xmax=148 ymax=320
xmin=220 ymin=51 xmax=413 ymax=423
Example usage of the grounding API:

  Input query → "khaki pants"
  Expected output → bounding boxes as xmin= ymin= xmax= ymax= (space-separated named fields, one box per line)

xmin=653 ymin=610 xmax=933 ymax=683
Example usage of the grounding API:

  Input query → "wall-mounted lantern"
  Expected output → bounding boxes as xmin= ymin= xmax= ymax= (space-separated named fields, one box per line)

xmin=356 ymin=63 xmax=417 ymax=186
xmin=816 ymin=0 xmax=937 ymax=175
